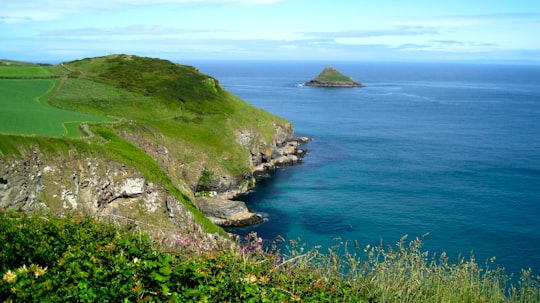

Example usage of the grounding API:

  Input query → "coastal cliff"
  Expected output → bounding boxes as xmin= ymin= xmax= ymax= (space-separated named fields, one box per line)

xmin=0 ymin=54 xmax=307 ymax=247
xmin=0 ymin=150 xmax=233 ymax=250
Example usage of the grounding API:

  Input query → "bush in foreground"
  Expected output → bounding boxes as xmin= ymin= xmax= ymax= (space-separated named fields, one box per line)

xmin=1 ymin=210 xmax=538 ymax=302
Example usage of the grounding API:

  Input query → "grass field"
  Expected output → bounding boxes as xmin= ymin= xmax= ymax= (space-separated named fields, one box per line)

xmin=50 ymin=78 xmax=177 ymax=120
xmin=0 ymin=65 xmax=53 ymax=78
xmin=0 ymin=79 xmax=112 ymax=137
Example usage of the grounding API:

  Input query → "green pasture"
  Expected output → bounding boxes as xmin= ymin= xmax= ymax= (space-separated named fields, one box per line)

xmin=50 ymin=78 xmax=177 ymax=120
xmin=0 ymin=79 xmax=112 ymax=137
xmin=0 ymin=66 xmax=53 ymax=78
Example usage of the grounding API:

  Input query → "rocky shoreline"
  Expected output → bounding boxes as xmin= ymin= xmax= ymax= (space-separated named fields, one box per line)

xmin=0 ymin=136 xmax=309 ymax=230
xmin=194 ymin=136 xmax=310 ymax=227
xmin=303 ymin=79 xmax=364 ymax=87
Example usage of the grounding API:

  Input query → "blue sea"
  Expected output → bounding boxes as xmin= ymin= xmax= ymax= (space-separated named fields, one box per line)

xmin=191 ymin=61 xmax=540 ymax=276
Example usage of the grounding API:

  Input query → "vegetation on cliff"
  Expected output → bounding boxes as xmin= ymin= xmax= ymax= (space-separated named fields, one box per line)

xmin=1 ymin=55 xmax=292 ymax=235
xmin=1 ymin=210 xmax=538 ymax=302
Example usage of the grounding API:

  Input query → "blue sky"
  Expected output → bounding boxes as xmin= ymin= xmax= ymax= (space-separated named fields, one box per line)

xmin=1 ymin=0 xmax=540 ymax=63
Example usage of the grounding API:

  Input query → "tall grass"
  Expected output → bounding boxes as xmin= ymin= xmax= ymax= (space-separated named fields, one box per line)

xmin=1 ymin=211 xmax=538 ymax=302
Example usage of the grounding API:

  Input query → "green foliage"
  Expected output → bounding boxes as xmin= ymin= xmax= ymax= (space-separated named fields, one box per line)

xmin=52 ymin=55 xmax=285 ymax=174
xmin=314 ymin=66 xmax=354 ymax=82
xmin=1 ymin=211 xmax=538 ymax=302
xmin=0 ymin=210 xmax=162 ymax=302
xmin=2 ymin=55 xmax=286 ymax=175
xmin=50 ymin=78 xmax=177 ymax=120
xmin=0 ymin=133 xmax=97 ymax=158
xmin=198 ymin=170 xmax=213 ymax=187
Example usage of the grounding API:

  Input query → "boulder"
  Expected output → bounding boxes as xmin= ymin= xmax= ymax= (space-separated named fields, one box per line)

xmin=194 ymin=197 xmax=263 ymax=227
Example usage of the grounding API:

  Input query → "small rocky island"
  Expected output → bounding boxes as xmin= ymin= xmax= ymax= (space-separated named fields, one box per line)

xmin=304 ymin=66 xmax=364 ymax=87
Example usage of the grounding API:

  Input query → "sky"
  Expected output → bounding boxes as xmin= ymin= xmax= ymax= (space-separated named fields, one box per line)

xmin=1 ymin=0 xmax=540 ymax=63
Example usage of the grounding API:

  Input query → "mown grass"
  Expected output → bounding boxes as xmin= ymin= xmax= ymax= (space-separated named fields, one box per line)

xmin=0 ymin=79 xmax=112 ymax=138
xmin=1 ymin=210 xmax=538 ymax=302
xmin=0 ymin=66 xmax=53 ymax=78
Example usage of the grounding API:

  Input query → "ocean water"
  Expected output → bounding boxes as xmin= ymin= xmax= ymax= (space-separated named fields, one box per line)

xmin=192 ymin=61 xmax=540 ymax=276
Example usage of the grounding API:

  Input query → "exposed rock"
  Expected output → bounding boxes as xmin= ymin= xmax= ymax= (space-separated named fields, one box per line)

xmin=194 ymin=197 xmax=262 ymax=227
xmin=304 ymin=66 xmax=364 ymax=87
xmin=253 ymin=137 xmax=308 ymax=175
xmin=297 ymin=136 xmax=310 ymax=143
xmin=0 ymin=151 xmax=235 ymax=252
xmin=190 ymin=134 xmax=311 ymax=228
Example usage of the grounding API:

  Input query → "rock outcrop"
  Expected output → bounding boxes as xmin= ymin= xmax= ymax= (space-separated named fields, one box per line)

xmin=193 ymin=122 xmax=309 ymax=227
xmin=235 ymin=122 xmax=308 ymax=175
xmin=304 ymin=66 xmax=364 ymax=87
xmin=194 ymin=197 xmax=262 ymax=227
xmin=0 ymin=151 xmax=234 ymax=251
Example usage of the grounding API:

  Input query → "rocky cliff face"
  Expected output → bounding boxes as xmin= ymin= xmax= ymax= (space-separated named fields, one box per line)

xmin=0 ymin=150 xmax=234 ymax=251
xmin=0 ymin=118 xmax=306 ymax=233
xmin=191 ymin=121 xmax=308 ymax=227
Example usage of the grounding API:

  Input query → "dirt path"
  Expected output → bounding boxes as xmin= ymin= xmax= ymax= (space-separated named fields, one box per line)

xmin=44 ymin=76 xmax=67 ymax=105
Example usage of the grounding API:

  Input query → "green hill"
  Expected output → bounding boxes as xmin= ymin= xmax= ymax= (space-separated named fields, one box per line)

xmin=0 ymin=54 xmax=292 ymax=236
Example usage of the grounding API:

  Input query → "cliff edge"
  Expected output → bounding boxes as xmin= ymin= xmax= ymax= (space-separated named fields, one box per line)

xmin=0 ymin=55 xmax=308 ymax=248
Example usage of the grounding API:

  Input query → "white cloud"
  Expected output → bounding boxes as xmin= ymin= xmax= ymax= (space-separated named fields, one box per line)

xmin=395 ymin=17 xmax=492 ymax=28
xmin=394 ymin=12 xmax=540 ymax=28
xmin=41 ymin=25 xmax=231 ymax=37
xmin=301 ymin=26 xmax=438 ymax=39
xmin=0 ymin=0 xmax=285 ymax=23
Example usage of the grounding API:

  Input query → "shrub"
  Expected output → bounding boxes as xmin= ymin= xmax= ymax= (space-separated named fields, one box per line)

xmin=1 ymin=210 xmax=539 ymax=302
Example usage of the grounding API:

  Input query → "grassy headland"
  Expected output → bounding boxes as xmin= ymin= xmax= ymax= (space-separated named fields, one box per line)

xmin=1 ymin=55 xmax=538 ymax=301
xmin=1 ymin=55 xmax=289 ymax=235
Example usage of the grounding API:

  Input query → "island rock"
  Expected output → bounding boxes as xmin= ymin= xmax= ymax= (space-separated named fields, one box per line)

xmin=304 ymin=66 xmax=364 ymax=87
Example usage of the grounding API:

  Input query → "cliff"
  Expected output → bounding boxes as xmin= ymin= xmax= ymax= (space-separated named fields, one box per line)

xmin=0 ymin=55 xmax=308 ymax=248
xmin=304 ymin=66 xmax=364 ymax=87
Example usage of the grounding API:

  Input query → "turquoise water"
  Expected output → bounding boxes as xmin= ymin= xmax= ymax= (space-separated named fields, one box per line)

xmin=193 ymin=61 xmax=540 ymax=276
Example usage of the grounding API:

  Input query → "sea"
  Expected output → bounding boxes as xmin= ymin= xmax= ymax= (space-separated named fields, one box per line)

xmin=190 ymin=60 xmax=540 ymax=277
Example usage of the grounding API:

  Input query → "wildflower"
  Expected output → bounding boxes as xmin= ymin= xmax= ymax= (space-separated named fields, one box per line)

xmin=3 ymin=270 xmax=17 ymax=283
xmin=133 ymin=257 xmax=139 ymax=264
xmin=195 ymin=268 xmax=207 ymax=276
xmin=243 ymin=274 xmax=257 ymax=283
xmin=17 ymin=265 xmax=28 ymax=274
xmin=34 ymin=266 xmax=47 ymax=278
